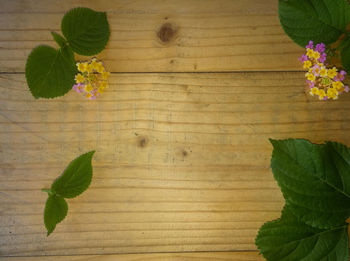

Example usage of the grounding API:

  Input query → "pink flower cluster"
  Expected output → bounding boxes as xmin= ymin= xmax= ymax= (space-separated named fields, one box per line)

xmin=299 ymin=41 xmax=348 ymax=100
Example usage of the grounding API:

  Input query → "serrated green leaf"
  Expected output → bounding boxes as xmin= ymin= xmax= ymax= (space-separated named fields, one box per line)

xmin=61 ymin=7 xmax=110 ymax=56
xmin=279 ymin=0 xmax=350 ymax=46
xmin=25 ymin=45 xmax=77 ymax=99
xmin=51 ymin=151 xmax=95 ymax=198
xmin=270 ymin=139 xmax=350 ymax=229
xmin=42 ymin=151 xmax=95 ymax=236
xmin=44 ymin=195 xmax=68 ymax=236
xmin=256 ymin=205 xmax=348 ymax=261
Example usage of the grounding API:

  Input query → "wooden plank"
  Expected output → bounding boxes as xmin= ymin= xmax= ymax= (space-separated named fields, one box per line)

xmin=1 ymin=72 xmax=350 ymax=256
xmin=0 ymin=251 xmax=264 ymax=260
xmin=0 ymin=0 xmax=301 ymax=73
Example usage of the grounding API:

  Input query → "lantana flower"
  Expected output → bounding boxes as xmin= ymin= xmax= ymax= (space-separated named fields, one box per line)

xmin=299 ymin=41 xmax=348 ymax=100
xmin=73 ymin=58 xmax=110 ymax=100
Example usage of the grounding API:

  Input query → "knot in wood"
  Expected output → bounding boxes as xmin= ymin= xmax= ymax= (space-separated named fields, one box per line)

xmin=157 ymin=23 xmax=176 ymax=43
xmin=137 ymin=136 xmax=148 ymax=148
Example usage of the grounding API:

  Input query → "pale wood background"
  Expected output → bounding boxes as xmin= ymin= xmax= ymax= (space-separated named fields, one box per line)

xmin=1 ymin=0 xmax=350 ymax=260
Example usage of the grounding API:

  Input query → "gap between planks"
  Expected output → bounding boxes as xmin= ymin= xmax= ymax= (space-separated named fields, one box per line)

xmin=0 ymin=71 xmax=305 ymax=75
xmin=0 ymin=250 xmax=263 ymax=260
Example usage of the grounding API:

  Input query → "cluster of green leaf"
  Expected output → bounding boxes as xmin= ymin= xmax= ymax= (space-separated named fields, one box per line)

xmin=43 ymin=151 xmax=95 ymax=236
xmin=25 ymin=7 xmax=110 ymax=99
xmin=279 ymin=0 xmax=350 ymax=71
xmin=256 ymin=139 xmax=350 ymax=260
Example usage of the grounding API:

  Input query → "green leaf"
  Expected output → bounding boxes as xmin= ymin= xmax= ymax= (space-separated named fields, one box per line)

xmin=61 ymin=7 xmax=110 ymax=56
xmin=51 ymin=151 xmax=95 ymax=198
xmin=42 ymin=151 xmax=95 ymax=236
xmin=278 ymin=0 xmax=350 ymax=46
xmin=44 ymin=195 xmax=68 ymax=236
xmin=256 ymin=205 xmax=348 ymax=261
xmin=325 ymin=141 xmax=350 ymax=194
xmin=25 ymin=45 xmax=77 ymax=99
xmin=340 ymin=36 xmax=350 ymax=72
xmin=51 ymin=32 xmax=67 ymax=48
xmin=270 ymin=139 xmax=350 ymax=229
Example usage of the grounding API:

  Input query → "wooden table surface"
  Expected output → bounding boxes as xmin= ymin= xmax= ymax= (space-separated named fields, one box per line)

xmin=1 ymin=0 xmax=350 ymax=260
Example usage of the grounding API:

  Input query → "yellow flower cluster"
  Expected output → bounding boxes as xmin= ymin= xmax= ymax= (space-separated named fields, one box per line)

xmin=73 ymin=58 xmax=110 ymax=100
xmin=299 ymin=41 xmax=348 ymax=100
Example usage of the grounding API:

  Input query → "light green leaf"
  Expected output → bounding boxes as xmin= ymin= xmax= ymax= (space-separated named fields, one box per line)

xmin=25 ymin=45 xmax=77 ymax=99
xmin=51 ymin=151 xmax=95 ymax=198
xmin=278 ymin=0 xmax=350 ymax=46
xmin=44 ymin=195 xmax=68 ymax=236
xmin=61 ymin=7 xmax=110 ymax=56
xmin=270 ymin=139 xmax=350 ymax=229
xmin=256 ymin=205 xmax=348 ymax=261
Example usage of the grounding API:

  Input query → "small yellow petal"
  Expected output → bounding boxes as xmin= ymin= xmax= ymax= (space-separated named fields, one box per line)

xmin=309 ymin=87 xmax=319 ymax=96
xmin=86 ymin=64 xmax=94 ymax=73
xmin=96 ymin=62 xmax=105 ymax=73
xmin=319 ymin=67 xmax=327 ymax=77
xmin=318 ymin=89 xmax=326 ymax=100
xmin=327 ymin=67 xmax=338 ymax=78
xmin=326 ymin=87 xmax=338 ymax=100
xmin=303 ymin=60 xmax=312 ymax=69
xmin=313 ymin=51 xmax=320 ymax=60
xmin=85 ymin=84 xmax=93 ymax=92
xmin=306 ymin=48 xmax=314 ymax=58
xmin=90 ymin=60 xmax=97 ymax=69
xmin=77 ymin=62 xmax=88 ymax=72
xmin=100 ymin=81 xmax=108 ymax=89
xmin=332 ymin=81 xmax=343 ymax=90
xmin=305 ymin=72 xmax=315 ymax=82
xmin=102 ymin=71 xmax=110 ymax=79
xmin=75 ymin=73 xmax=85 ymax=83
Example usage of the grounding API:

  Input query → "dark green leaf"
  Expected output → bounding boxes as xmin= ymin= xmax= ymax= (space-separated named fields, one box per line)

xmin=256 ymin=205 xmax=348 ymax=261
xmin=279 ymin=0 xmax=350 ymax=46
xmin=51 ymin=32 xmax=67 ymax=48
xmin=326 ymin=141 xmax=350 ymax=194
xmin=25 ymin=45 xmax=77 ymax=99
xmin=44 ymin=195 xmax=68 ymax=236
xmin=51 ymin=151 xmax=95 ymax=198
xmin=340 ymin=36 xmax=350 ymax=72
xmin=270 ymin=139 xmax=350 ymax=229
xmin=61 ymin=7 xmax=110 ymax=55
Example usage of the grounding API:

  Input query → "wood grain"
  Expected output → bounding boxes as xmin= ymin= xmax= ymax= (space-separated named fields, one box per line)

xmin=1 ymin=72 xmax=350 ymax=257
xmin=0 ymin=251 xmax=263 ymax=261
xmin=1 ymin=1 xmax=349 ymax=259
xmin=0 ymin=0 xmax=302 ymax=73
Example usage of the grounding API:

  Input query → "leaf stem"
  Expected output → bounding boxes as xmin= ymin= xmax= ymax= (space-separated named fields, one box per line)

xmin=41 ymin=188 xmax=54 ymax=195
